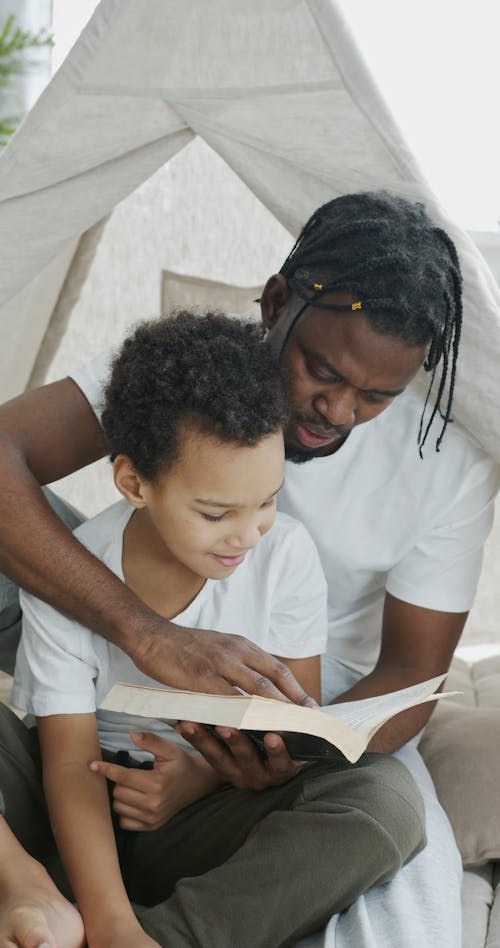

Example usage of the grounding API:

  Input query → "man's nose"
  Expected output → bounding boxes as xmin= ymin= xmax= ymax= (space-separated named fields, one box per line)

xmin=314 ymin=386 xmax=356 ymax=428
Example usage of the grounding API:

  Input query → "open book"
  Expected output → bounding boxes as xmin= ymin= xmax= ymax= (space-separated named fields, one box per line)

xmin=100 ymin=675 xmax=457 ymax=763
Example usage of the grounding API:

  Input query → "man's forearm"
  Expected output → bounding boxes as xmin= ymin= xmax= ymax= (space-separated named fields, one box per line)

xmin=0 ymin=445 xmax=313 ymax=702
xmin=340 ymin=595 xmax=466 ymax=752
xmin=331 ymin=666 xmax=438 ymax=753
xmin=0 ymin=454 xmax=157 ymax=659
xmin=0 ymin=382 xmax=136 ymax=650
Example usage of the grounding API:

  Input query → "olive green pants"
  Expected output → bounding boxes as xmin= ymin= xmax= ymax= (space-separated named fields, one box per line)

xmin=0 ymin=703 xmax=425 ymax=948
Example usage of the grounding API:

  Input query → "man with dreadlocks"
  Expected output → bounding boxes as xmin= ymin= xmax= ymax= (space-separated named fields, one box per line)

xmin=174 ymin=192 xmax=496 ymax=946
xmin=0 ymin=191 xmax=497 ymax=947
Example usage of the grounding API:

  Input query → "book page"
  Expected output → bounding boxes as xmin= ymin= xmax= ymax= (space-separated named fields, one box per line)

xmin=100 ymin=675 xmax=455 ymax=763
xmin=101 ymin=684 xmax=366 ymax=761
xmin=321 ymin=675 xmax=453 ymax=733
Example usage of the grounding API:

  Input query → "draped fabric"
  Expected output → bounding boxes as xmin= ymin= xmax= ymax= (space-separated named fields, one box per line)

xmin=0 ymin=0 xmax=499 ymax=457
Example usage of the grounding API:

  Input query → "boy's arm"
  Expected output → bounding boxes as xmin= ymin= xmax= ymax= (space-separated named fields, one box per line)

xmin=0 ymin=378 xmax=313 ymax=705
xmin=37 ymin=712 xmax=158 ymax=948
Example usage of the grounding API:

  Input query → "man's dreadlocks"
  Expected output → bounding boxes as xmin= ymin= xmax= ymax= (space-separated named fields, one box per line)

xmin=279 ymin=191 xmax=462 ymax=456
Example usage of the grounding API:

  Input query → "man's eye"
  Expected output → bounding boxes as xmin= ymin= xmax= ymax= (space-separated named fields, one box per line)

xmin=307 ymin=363 xmax=332 ymax=382
xmin=201 ymin=512 xmax=226 ymax=522
xmin=363 ymin=392 xmax=386 ymax=405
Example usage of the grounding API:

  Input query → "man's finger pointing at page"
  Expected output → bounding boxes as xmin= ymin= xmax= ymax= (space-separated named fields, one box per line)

xmin=134 ymin=624 xmax=317 ymax=706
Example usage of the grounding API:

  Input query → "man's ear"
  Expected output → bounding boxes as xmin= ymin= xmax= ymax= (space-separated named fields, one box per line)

xmin=113 ymin=455 xmax=147 ymax=508
xmin=260 ymin=274 xmax=292 ymax=330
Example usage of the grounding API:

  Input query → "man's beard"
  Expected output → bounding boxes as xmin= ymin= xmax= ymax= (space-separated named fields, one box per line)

xmin=281 ymin=365 xmax=347 ymax=463
xmin=284 ymin=421 xmax=350 ymax=464
xmin=284 ymin=442 xmax=318 ymax=464
xmin=281 ymin=367 xmax=320 ymax=464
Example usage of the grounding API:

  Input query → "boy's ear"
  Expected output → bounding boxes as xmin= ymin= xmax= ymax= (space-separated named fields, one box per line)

xmin=260 ymin=274 xmax=292 ymax=330
xmin=113 ymin=455 xmax=147 ymax=508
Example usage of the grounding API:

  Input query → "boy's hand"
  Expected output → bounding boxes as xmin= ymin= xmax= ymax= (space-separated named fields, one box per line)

xmin=89 ymin=733 xmax=219 ymax=831
xmin=177 ymin=722 xmax=307 ymax=791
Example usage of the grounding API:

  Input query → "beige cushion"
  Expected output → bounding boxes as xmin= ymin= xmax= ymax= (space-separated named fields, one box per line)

xmin=161 ymin=270 xmax=262 ymax=320
xmin=419 ymin=656 xmax=500 ymax=867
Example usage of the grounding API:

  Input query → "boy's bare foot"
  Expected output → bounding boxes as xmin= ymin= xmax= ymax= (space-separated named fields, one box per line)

xmin=0 ymin=819 xmax=84 ymax=948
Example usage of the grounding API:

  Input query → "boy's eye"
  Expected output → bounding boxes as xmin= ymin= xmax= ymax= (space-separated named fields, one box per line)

xmin=261 ymin=497 xmax=277 ymax=509
xmin=201 ymin=512 xmax=226 ymax=522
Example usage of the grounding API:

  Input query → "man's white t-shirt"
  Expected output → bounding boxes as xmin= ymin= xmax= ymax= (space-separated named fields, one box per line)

xmin=13 ymin=501 xmax=327 ymax=757
xmin=281 ymin=388 xmax=498 ymax=689
xmin=68 ymin=352 xmax=499 ymax=694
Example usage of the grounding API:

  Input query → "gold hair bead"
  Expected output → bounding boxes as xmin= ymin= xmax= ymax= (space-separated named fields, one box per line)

xmin=313 ymin=283 xmax=324 ymax=291
xmin=351 ymin=301 xmax=362 ymax=311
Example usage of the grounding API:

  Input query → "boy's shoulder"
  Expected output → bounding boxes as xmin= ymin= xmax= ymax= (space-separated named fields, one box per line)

xmin=246 ymin=511 xmax=324 ymax=581
xmin=73 ymin=498 xmax=132 ymax=564
xmin=261 ymin=510 xmax=315 ymax=549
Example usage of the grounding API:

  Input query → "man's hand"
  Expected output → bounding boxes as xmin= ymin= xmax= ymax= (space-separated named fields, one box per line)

xmin=132 ymin=619 xmax=317 ymax=706
xmin=176 ymin=722 xmax=307 ymax=791
xmin=89 ymin=732 xmax=220 ymax=831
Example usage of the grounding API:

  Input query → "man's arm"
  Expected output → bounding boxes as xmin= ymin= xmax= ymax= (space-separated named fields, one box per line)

xmin=331 ymin=592 xmax=467 ymax=752
xmin=0 ymin=379 xmax=313 ymax=703
xmin=183 ymin=598 xmax=466 ymax=775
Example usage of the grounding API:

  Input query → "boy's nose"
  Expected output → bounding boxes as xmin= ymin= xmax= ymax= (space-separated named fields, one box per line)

xmin=228 ymin=521 xmax=261 ymax=551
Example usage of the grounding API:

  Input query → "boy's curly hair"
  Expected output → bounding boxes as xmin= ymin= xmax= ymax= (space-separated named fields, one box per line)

xmin=102 ymin=311 xmax=288 ymax=480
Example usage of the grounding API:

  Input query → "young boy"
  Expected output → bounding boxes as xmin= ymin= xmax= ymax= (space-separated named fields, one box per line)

xmin=6 ymin=312 xmax=425 ymax=948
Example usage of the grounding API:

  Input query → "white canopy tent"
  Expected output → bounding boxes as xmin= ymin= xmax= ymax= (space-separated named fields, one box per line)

xmin=0 ymin=0 xmax=499 ymax=462
xmin=2 ymin=6 xmax=500 ymax=936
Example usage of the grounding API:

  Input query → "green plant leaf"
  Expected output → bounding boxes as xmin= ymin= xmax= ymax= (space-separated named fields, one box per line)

xmin=0 ymin=14 xmax=53 ymax=58
xmin=0 ymin=12 xmax=53 ymax=147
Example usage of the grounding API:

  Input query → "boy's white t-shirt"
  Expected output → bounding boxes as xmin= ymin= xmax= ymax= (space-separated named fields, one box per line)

xmin=13 ymin=501 xmax=327 ymax=757
xmin=69 ymin=351 xmax=499 ymax=692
